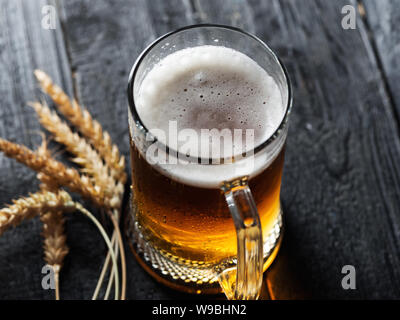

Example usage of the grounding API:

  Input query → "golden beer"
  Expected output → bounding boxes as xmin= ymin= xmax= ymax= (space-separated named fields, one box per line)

xmin=131 ymin=141 xmax=285 ymax=265
xmin=126 ymin=25 xmax=292 ymax=297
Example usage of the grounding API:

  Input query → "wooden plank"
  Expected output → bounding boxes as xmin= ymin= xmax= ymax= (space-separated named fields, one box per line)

xmin=144 ymin=0 xmax=195 ymax=35
xmin=58 ymin=0 xmax=194 ymax=159
xmin=58 ymin=0 xmax=195 ymax=300
xmin=192 ymin=0 xmax=400 ymax=298
xmin=0 ymin=0 xmax=129 ymax=300
xmin=191 ymin=0 xmax=256 ymax=33
xmin=362 ymin=0 xmax=400 ymax=122
xmin=0 ymin=0 xmax=73 ymax=299
xmin=2 ymin=0 xmax=399 ymax=299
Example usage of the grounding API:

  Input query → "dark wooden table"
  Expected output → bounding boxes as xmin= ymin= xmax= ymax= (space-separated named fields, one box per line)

xmin=1 ymin=0 xmax=400 ymax=300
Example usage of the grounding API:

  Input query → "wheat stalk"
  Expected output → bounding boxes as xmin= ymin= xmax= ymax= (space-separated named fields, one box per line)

xmin=0 ymin=138 xmax=115 ymax=209
xmin=34 ymin=70 xmax=126 ymax=184
xmin=31 ymin=105 xmax=126 ymax=299
xmin=33 ymin=71 xmax=128 ymax=298
xmin=1 ymin=68 xmax=128 ymax=299
xmin=30 ymin=102 xmax=124 ymax=209
xmin=31 ymin=103 xmax=126 ymax=299
xmin=0 ymin=189 xmax=120 ymax=299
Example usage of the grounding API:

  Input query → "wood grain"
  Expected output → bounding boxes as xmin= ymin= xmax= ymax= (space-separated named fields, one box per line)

xmin=247 ymin=0 xmax=400 ymax=299
xmin=58 ymin=0 xmax=196 ymax=300
xmin=0 ymin=0 xmax=400 ymax=299
xmin=0 ymin=0 xmax=74 ymax=299
xmin=165 ymin=0 xmax=400 ymax=298
xmin=362 ymin=0 xmax=400 ymax=123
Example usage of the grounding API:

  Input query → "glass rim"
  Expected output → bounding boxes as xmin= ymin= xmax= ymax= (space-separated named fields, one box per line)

xmin=127 ymin=23 xmax=293 ymax=164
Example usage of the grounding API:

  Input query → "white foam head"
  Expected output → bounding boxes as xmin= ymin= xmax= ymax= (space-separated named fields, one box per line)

xmin=133 ymin=45 xmax=287 ymax=188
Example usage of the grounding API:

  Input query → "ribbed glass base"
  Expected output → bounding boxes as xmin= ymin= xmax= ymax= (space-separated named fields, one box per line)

xmin=125 ymin=192 xmax=283 ymax=295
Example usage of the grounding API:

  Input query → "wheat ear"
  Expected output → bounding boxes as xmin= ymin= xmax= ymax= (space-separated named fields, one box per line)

xmin=34 ymin=70 xmax=126 ymax=184
xmin=30 ymin=102 xmax=124 ymax=209
xmin=36 ymin=138 xmax=68 ymax=300
xmin=0 ymin=190 xmax=75 ymax=236
xmin=36 ymin=137 xmax=60 ymax=191
xmin=0 ymin=138 xmax=114 ymax=209
xmin=41 ymin=210 xmax=68 ymax=300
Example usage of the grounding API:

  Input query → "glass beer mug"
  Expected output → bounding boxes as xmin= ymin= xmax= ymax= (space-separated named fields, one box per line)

xmin=126 ymin=25 xmax=292 ymax=300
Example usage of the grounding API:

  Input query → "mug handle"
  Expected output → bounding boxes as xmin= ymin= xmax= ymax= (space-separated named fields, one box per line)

xmin=220 ymin=176 xmax=263 ymax=300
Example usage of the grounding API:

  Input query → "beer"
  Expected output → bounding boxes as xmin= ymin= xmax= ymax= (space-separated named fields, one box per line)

xmin=131 ymin=141 xmax=285 ymax=264
xmin=130 ymin=45 xmax=286 ymax=266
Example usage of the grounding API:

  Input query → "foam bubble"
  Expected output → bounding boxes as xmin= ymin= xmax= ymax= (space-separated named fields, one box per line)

xmin=135 ymin=45 xmax=286 ymax=188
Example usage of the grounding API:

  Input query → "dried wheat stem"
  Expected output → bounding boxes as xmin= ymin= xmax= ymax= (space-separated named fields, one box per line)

xmin=30 ymin=102 xmax=124 ymax=209
xmin=74 ymin=202 xmax=120 ymax=300
xmin=106 ymin=210 xmax=126 ymax=300
xmin=34 ymin=70 xmax=126 ymax=184
xmin=0 ymin=138 xmax=115 ymax=209
xmin=92 ymin=232 xmax=117 ymax=300
xmin=93 ymin=209 xmax=126 ymax=301
xmin=104 ymin=235 xmax=119 ymax=300
xmin=54 ymin=268 xmax=61 ymax=300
